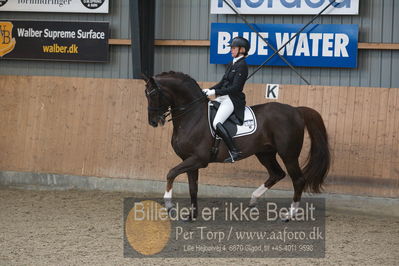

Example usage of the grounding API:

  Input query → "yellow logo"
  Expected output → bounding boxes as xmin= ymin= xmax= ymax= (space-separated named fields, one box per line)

xmin=125 ymin=200 xmax=171 ymax=255
xmin=0 ymin=22 xmax=16 ymax=57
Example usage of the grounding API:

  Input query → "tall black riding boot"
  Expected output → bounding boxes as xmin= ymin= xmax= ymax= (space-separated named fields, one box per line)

xmin=215 ymin=123 xmax=242 ymax=163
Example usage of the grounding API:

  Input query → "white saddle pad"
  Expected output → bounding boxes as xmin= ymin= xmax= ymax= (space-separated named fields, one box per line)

xmin=208 ymin=102 xmax=257 ymax=138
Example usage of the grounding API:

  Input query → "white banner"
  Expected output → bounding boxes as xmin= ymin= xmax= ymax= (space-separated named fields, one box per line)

xmin=0 ymin=0 xmax=109 ymax=13
xmin=211 ymin=0 xmax=359 ymax=15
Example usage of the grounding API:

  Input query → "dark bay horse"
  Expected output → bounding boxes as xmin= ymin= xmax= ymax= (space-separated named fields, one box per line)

xmin=143 ymin=71 xmax=330 ymax=220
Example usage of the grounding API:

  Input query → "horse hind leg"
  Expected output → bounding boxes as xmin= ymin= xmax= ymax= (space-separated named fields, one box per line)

xmin=249 ymin=151 xmax=286 ymax=207
xmin=281 ymin=157 xmax=306 ymax=221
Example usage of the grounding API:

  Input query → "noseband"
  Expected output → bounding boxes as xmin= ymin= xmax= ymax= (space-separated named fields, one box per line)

xmin=145 ymin=79 xmax=207 ymax=122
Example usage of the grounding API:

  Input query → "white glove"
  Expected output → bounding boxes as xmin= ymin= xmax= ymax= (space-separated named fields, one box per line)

xmin=203 ymin=89 xmax=215 ymax=96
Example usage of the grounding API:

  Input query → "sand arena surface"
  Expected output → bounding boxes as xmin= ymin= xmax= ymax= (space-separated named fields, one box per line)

xmin=0 ymin=187 xmax=398 ymax=265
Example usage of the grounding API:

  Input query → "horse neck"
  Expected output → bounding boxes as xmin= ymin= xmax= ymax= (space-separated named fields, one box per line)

xmin=156 ymin=76 xmax=202 ymax=107
xmin=171 ymin=99 xmax=207 ymax=130
xmin=166 ymin=83 xmax=201 ymax=107
xmin=158 ymin=79 xmax=206 ymax=129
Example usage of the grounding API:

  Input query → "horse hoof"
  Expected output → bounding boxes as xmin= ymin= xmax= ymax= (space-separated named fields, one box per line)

xmin=165 ymin=201 xmax=176 ymax=217
xmin=281 ymin=214 xmax=292 ymax=222
xmin=164 ymin=200 xmax=174 ymax=210
xmin=167 ymin=208 xmax=177 ymax=218
xmin=248 ymin=203 xmax=257 ymax=208
xmin=248 ymin=198 xmax=257 ymax=208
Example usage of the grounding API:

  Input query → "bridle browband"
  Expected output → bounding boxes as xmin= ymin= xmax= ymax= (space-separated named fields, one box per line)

xmin=145 ymin=79 xmax=208 ymax=123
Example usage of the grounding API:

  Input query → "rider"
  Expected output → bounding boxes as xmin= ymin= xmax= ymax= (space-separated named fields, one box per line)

xmin=203 ymin=36 xmax=250 ymax=163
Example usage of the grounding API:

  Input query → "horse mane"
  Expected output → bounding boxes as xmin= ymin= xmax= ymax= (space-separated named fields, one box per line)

xmin=155 ymin=71 xmax=202 ymax=91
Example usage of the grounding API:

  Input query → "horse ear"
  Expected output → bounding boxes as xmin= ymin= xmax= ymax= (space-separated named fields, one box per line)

xmin=141 ymin=73 xmax=151 ymax=82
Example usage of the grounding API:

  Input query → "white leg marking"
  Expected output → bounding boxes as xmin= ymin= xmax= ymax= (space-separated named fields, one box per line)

xmin=252 ymin=184 xmax=268 ymax=198
xmin=282 ymin=201 xmax=300 ymax=220
xmin=289 ymin=201 xmax=300 ymax=217
xmin=164 ymin=190 xmax=173 ymax=210
xmin=164 ymin=189 xmax=173 ymax=199
xmin=249 ymin=185 xmax=268 ymax=207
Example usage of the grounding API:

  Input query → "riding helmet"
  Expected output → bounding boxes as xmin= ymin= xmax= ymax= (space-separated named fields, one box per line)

xmin=229 ymin=37 xmax=250 ymax=55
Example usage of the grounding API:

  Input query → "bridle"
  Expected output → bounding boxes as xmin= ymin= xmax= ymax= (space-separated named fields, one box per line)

xmin=145 ymin=79 xmax=208 ymax=123
xmin=145 ymin=80 xmax=172 ymax=124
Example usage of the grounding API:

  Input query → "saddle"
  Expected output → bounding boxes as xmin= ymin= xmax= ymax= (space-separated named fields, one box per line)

xmin=208 ymin=101 xmax=257 ymax=139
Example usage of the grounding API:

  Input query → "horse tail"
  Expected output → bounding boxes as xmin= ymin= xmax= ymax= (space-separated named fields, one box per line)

xmin=297 ymin=106 xmax=331 ymax=193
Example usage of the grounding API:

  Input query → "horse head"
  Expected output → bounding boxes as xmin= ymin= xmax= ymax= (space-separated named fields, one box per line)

xmin=143 ymin=71 xmax=205 ymax=127
xmin=142 ymin=73 xmax=171 ymax=127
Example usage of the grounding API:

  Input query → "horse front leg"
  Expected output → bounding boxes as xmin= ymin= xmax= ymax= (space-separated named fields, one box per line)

xmin=163 ymin=157 xmax=204 ymax=212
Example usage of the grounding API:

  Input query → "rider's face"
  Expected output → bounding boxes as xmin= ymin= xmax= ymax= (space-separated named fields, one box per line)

xmin=231 ymin=46 xmax=240 ymax=58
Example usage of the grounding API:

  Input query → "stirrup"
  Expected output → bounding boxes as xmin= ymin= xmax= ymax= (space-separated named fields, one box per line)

xmin=224 ymin=151 xmax=242 ymax=163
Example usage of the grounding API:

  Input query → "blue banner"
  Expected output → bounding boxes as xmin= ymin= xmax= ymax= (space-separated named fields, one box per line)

xmin=210 ymin=23 xmax=358 ymax=68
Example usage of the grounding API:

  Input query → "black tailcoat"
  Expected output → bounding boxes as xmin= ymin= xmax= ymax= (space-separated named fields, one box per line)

xmin=210 ymin=57 xmax=248 ymax=125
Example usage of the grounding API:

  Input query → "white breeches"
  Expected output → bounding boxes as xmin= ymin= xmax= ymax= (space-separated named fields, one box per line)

xmin=213 ymin=95 xmax=234 ymax=129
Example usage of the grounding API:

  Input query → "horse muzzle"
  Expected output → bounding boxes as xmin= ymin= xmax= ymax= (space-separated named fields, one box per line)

xmin=149 ymin=115 xmax=166 ymax=128
xmin=149 ymin=120 xmax=158 ymax=127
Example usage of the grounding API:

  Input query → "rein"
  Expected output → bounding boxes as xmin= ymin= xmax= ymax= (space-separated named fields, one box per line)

xmin=145 ymin=80 xmax=208 ymax=123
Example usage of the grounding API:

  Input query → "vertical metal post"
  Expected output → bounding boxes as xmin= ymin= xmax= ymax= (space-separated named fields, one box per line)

xmin=130 ymin=0 xmax=156 ymax=79
xmin=130 ymin=0 xmax=141 ymax=79
xmin=140 ymin=0 xmax=156 ymax=76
